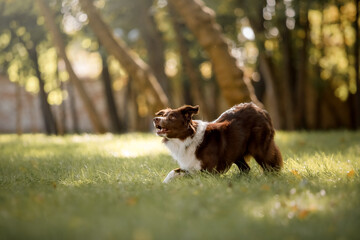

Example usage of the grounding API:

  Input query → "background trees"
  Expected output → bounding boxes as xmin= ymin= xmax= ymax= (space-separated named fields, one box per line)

xmin=0 ymin=0 xmax=359 ymax=133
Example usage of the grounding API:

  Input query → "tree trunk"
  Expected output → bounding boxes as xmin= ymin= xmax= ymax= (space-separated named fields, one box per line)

xmin=169 ymin=6 xmax=210 ymax=120
xmin=36 ymin=63 xmax=58 ymax=135
xmin=308 ymin=5 xmax=325 ymax=129
xmin=37 ymin=0 xmax=106 ymax=133
xmin=318 ymin=86 xmax=351 ymax=129
xmin=167 ymin=0 xmax=260 ymax=107
xmin=58 ymin=96 xmax=67 ymax=135
xmin=258 ymin=53 xmax=281 ymax=129
xmin=244 ymin=1 xmax=281 ymax=128
xmin=66 ymin=82 xmax=80 ymax=134
xmin=295 ymin=1 xmax=309 ymax=129
xmin=354 ymin=0 xmax=360 ymax=129
xmin=28 ymin=93 xmax=38 ymax=133
xmin=323 ymin=87 xmax=352 ymax=128
xmin=279 ymin=17 xmax=295 ymax=130
xmin=79 ymin=0 xmax=169 ymax=111
xmin=15 ymin=30 xmax=58 ymax=135
xmin=136 ymin=0 xmax=170 ymax=98
xmin=100 ymin=48 xmax=123 ymax=133
xmin=28 ymin=44 xmax=58 ymax=135
xmin=295 ymin=1 xmax=310 ymax=129
xmin=55 ymin=58 xmax=66 ymax=135
xmin=16 ymin=84 xmax=22 ymax=135
xmin=126 ymin=77 xmax=137 ymax=131
xmin=304 ymin=76 xmax=319 ymax=129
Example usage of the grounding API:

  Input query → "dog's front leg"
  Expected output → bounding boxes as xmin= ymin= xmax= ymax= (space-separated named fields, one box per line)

xmin=163 ymin=168 xmax=189 ymax=183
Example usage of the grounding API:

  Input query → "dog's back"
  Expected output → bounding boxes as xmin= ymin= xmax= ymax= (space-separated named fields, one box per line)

xmin=196 ymin=103 xmax=282 ymax=172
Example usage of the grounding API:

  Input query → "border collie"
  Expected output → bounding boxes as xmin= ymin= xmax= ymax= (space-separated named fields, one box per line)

xmin=153 ymin=103 xmax=282 ymax=183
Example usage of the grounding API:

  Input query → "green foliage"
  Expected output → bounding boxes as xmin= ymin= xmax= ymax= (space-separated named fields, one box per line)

xmin=0 ymin=0 xmax=67 ymax=103
xmin=0 ymin=132 xmax=359 ymax=239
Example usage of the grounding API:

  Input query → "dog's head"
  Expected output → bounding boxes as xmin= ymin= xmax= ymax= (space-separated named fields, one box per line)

xmin=153 ymin=105 xmax=199 ymax=139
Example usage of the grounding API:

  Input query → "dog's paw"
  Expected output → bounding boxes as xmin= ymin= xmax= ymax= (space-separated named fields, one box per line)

xmin=163 ymin=170 xmax=177 ymax=183
xmin=163 ymin=169 xmax=187 ymax=183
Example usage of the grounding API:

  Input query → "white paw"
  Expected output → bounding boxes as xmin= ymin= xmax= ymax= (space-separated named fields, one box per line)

xmin=163 ymin=170 xmax=177 ymax=183
xmin=163 ymin=169 xmax=187 ymax=183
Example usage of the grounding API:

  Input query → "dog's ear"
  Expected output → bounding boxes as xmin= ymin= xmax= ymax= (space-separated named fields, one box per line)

xmin=155 ymin=108 xmax=170 ymax=116
xmin=181 ymin=105 xmax=199 ymax=120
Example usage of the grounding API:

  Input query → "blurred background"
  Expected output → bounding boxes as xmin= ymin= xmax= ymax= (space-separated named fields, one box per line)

xmin=0 ymin=0 xmax=359 ymax=134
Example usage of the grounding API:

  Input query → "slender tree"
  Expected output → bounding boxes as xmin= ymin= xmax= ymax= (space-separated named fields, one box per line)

xmin=36 ymin=0 xmax=106 ymax=133
xmin=295 ymin=0 xmax=310 ymax=129
xmin=135 ymin=0 xmax=170 ymax=97
xmin=66 ymin=81 xmax=80 ymax=133
xmin=355 ymin=0 xmax=360 ymax=128
xmin=55 ymin=57 xmax=67 ymax=135
xmin=278 ymin=2 xmax=295 ymax=130
xmin=239 ymin=1 xmax=281 ymax=128
xmin=169 ymin=5 xmax=210 ymax=120
xmin=15 ymin=84 xmax=22 ymax=135
xmin=99 ymin=47 xmax=123 ymax=133
xmin=1 ymin=1 xmax=59 ymax=134
xmin=27 ymin=43 xmax=58 ymax=134
xmin=79 ymin=0 xmax=169 ymax=110
xmin=16 ymin=37 xmax=58 ymax=134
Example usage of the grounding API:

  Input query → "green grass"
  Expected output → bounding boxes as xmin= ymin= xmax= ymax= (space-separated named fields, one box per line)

xmin=0 ymin=131 xmax=359 ymax=239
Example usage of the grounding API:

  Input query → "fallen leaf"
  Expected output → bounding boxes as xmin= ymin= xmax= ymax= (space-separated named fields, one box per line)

xmin=261 ymin=184 xmax=270 ymax=191
xmin=290 ymin=204 xmax=298 ymax=212
xmin=291 ymin=169 xmax=301 ymax=179
xmin=298 ymin=209 xmax=310 ymax=219
xmin=126 ymin=197 xmax=138 ymax=206
xmin=347 ymin=170 xmax=355 ymax=178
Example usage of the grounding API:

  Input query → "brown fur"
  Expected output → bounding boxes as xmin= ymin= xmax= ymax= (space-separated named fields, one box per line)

xmin=154 ymin=103 xmax=283 ymax=175
xmin=196 ymin=103 xmax=282 ymax=173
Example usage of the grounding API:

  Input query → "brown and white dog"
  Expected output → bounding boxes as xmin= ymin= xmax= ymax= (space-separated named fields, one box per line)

xmin=153 ymin=103 xmax=282 ymax=183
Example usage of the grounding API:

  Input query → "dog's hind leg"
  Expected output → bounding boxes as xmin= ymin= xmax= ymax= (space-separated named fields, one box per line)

xmin=234 ymin=156 xmax=251 ymax=174
xmin=253 ymin=140 xmax=283 ymax=172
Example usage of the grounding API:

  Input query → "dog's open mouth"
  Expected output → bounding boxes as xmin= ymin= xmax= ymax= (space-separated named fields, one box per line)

xmin=155 ymin=125 xmax=169 ymax=135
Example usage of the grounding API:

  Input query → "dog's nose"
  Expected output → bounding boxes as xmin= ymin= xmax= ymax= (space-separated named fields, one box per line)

xmin=153 ymin=117 xmax=160 ymax=124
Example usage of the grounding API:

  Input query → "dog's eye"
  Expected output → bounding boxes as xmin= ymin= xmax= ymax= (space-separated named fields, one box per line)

xmin=169 ymin=115 xmax=176 ymax=120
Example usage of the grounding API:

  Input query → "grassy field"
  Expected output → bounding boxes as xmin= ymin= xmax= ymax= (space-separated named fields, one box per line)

xmin=0 ymin=131 xmax=359 ymax=239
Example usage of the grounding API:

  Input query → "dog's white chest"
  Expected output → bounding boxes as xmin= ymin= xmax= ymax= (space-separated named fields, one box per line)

xmin=164 ymin=121 xmax=208 ymax=171
xmin=165 ymin=139 xmax=201 ymax=171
